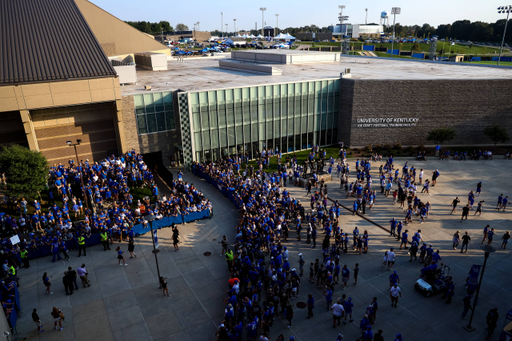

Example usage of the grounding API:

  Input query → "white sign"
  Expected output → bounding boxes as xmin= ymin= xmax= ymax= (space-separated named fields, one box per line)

xmin=10 ymin=235 xmax=20 ymax=245
xmin=355 ymin=117 xmax=419 ymax=128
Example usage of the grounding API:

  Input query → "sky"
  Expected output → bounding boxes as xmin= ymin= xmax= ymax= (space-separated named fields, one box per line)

xmin=90 ymin=0 xmax=506 ymax=31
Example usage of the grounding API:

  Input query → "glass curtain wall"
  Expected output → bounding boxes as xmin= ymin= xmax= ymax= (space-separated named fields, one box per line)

xmin=189 ymin=79 xmax=340 ymax=163
xmin=134 ymin=92 xmax=175 ymax=134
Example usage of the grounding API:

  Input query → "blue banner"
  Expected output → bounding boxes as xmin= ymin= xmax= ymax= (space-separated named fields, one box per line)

xmin=27 ymin=212 xmax=209 ymax=260
xmin=14 ymin=285 xmax=20 ymax=313
xmin=8 ymin=307 xmax=17 ymax=328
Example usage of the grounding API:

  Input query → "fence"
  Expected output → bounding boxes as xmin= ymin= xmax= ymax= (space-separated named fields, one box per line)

xmin=26 ymin=210 xmax=210 ymax=260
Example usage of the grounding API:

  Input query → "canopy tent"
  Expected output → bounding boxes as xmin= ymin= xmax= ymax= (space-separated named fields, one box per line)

xmin=274 ymin=33 xmax=296 ymax=41
xmin=257 ymin=34 xmax=263 ymax=39
xmin=249 ymin=34 xmax=256 ymax=38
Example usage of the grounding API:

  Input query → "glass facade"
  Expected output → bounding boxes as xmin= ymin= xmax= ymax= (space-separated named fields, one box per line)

xmin=189 ymin=79 xmax=340 ymax=162
xmin=134 ymin=92 xmax=175 ymax=134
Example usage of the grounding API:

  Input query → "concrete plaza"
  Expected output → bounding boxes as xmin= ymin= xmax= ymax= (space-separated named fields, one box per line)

xmin=14 ymin=158 xmax=512 ymax=341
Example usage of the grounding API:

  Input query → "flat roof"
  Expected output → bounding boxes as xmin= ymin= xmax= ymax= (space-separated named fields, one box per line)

xmin=120 ymin=54 xmax=512 ymax=96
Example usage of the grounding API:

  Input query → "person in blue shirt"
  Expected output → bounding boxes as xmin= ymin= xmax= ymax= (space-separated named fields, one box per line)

xmin=389 ymin=271 xmax=399 ymax=288
xmin=306 ymin=294 xmax=315 ymax=318
xmin=400 ymin=230 xmax=408 ymax=250
xmin=51 ymin=240 xmax=61 ymax=262
xmin=325 ymin=285 xmax=333 ymax=310
xmin=342 ymin=297 xmax=353 ymax=324
xmin=341 ymin=265 xmax=350 ymax=289
xmin=389 ymin=218 xmax=397 ymax=237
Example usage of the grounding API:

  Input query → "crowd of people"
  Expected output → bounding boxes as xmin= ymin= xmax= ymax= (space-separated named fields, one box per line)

xmin=192 ymin=145 xmax=510 ymax=341
xmin=0 ymin=150 xmax=213 ymax=329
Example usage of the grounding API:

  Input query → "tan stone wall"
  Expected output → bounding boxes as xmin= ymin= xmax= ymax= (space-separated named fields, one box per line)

xmin=0 ymin=77 xmax=121 ymax=113
xmin=121 ymin=95 xmax=141 ymax=152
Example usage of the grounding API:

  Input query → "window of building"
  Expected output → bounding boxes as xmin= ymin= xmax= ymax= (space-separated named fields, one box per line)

xmin=134 ymin=92 xmax=175 ymax=135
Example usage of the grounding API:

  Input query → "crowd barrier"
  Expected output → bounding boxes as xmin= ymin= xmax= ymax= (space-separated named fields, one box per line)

xmin=192 ymin=166 xmax=243 ymax=211
xmin=26 ymin=210 xmax=210 ymax=260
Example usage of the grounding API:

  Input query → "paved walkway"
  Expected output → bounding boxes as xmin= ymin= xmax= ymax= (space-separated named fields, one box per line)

xmin=14 ymin=159 xmax=512 ymax=341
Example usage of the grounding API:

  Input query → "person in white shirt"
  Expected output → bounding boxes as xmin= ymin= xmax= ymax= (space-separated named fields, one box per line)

xmin=419 ymin=169 xmax=424 ymax=184
xmin=331 ymin=298 xmax=345 ymax=328
xmin=389 ymin=283 xmax=401 ymax=307
xmin=386 ymin=248 xmax=396 ymax=271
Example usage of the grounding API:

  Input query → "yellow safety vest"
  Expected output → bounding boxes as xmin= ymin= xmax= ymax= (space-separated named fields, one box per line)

xmin=101 ymin=232 xmax=108 ymax=241
xmin=9 ymin=266 xmax=15 ymax=275
xmin=21 ymin=250 xmax=28 ymax=259
xmin=78 ymin=237 xmax=85 ymax=245
xmin=225 ymin=250 xmax=233 ymax=261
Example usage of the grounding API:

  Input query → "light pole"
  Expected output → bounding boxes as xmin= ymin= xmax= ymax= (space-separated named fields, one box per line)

xmin=365 ymin=8 xmax=368 ymax=25
xmin=463 ymin=244 xmax=496 ymax=332
xmin=221 ymin=12 xmax=223 ymax=38
xmin=144 ymin=214 xmax=162 ymax=289
xmin=260 ymin=7 xmax=267 ymax=37
xmin=197 ymin=22 xmax=200 ymax=31
xmin=275 ymin=14 xmax=279 ymax=36
xmin=66 ymin=139 xmax=89 ymax=211
xmin=233 ymin=19 xmax=237 ymax=35
xmin=338 ymin=5 xmax=348 ymax=56
xmin=390 ymin=7 xmax=401 ymax=58
xmin=225 ymin=23 xmax=228 ymax=37
xmin=497 ymin=5 xmax=511 ymax=65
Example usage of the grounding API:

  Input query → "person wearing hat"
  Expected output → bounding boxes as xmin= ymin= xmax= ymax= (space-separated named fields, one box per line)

xmin=390 ymin=283 xmax=401 ymax=307
xmin=298 ymin=253 xmax=305 ymax=277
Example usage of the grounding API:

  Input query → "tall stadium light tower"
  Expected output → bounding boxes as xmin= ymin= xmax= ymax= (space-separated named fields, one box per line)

xmin=221 ymin=12 xmax=223 ymax=38
xmin=338 ymin=5 xmax=348 ymax=56
xmin=225 ymin=23 xmax=228 ymax=36
xmin=390 ymin=7 xmax=401 ymax=58
xmin=497 ymin=6 xmax=511 ymax=65
xmin=260 ymin=7 xmax=267 ymax=37
xmin=365 ymin=8 xmax=368 ymax=24
xmin=233 ymin=19 xmax=237 ymax=35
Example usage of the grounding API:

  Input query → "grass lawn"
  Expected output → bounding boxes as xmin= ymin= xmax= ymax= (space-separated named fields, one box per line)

xmin=247 ymin=145 xmax=350 ymax=173
xmin=130 ymin=186 xmax=155 ymax=204
xmin=462 ymin=60 xmax=512 ymax=66
xmin=297 ymin=41 xmax=505 ymax=55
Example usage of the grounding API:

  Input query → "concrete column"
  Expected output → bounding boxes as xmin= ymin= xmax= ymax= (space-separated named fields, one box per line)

xmin=20 ymin=110 xmax=39 ymax=151
xmin=114 ymin=99 xmax=128 ymax=154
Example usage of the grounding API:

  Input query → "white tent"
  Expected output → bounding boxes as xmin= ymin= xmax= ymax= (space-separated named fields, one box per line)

xmin=250 ymin=34 xmax=256 ymax=38
xmin=275 ymin=33 xmax=296 ymax=41
xmin=257 ymin=34 xmax=263 ymax=39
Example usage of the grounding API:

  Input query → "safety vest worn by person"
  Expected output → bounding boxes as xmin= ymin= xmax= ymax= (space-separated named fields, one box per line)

xmin=9 ymin=266 xmax=15 ymax=275
xmin=78 ymin=236 xmax=85 ymax=245
xmin=21 ymin=250 xmax=28 ymax=259
xmin=101 ymin=232 xmax=108 ymax=242
xmin=225 ymin=250 xmax=233 ymax=261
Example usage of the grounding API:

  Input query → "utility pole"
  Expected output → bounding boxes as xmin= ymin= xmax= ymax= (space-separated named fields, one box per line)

xmin=338 ymin=5 xmax=348 ymax=56
xmin=275 ymin=14 xmax=279 ymax=36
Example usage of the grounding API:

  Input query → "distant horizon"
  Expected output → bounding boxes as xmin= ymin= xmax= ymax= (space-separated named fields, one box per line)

xmin=89 ymin=0 xmax=507 ymax=32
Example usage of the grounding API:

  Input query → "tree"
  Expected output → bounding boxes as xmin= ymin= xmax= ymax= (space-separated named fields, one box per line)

xmin=483 ymin=124 xmax=509 ymax=146
xmin=0 ymin=145 xmax=48 ymax=198
xmin=427 ymin=127 xmax=456 ymax=144
xmin=175 ymin=23 xmax=189 ymax=32
xmin=411 ymin=42 xmax=421 ymax=52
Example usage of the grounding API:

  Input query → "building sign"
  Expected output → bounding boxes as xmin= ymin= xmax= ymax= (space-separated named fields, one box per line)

xmin=355 ymin=118 xmax=419 ymax=128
